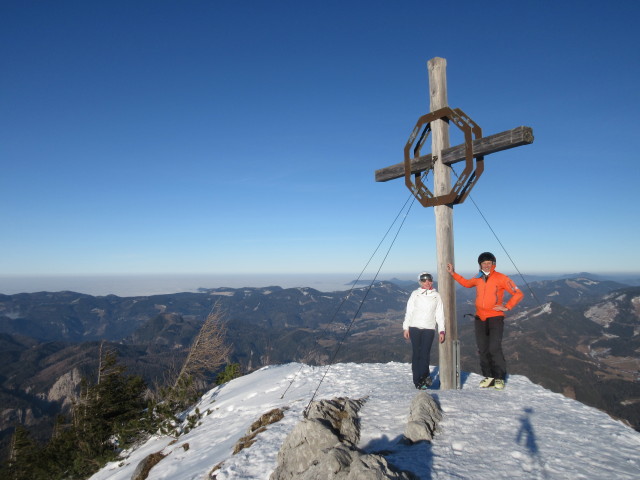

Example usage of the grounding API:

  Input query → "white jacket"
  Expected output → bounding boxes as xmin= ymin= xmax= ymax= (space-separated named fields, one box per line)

xmin=403 ymin=288 xmax=446 ymax=332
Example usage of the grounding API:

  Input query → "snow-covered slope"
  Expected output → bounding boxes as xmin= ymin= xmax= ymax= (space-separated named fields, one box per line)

xmin=90 ymin=363 xmax=640 ymax=480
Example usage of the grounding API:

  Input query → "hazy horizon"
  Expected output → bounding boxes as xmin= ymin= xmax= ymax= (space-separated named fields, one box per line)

xmin=1 ymin=271 xmax=639 ymax=297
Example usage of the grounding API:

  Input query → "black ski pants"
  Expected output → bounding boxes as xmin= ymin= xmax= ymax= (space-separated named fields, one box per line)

xmin=409 ymin=327 xmax=435 ymax=387
xmin=474 ymin=315 xmax=507 ymax=380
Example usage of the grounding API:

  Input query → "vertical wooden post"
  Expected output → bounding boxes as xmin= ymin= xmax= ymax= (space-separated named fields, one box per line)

xmin=429 ymin=57 xmax=458 ymax=390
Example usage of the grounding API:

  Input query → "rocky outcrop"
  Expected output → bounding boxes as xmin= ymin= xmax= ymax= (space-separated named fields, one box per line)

xmin=403 ymin=391 xmax=441 ymax=443
xmin=270 ymin=397 xmax=365 ymax=479
xmin=47 ymin=368 xmax=82 ymax=408
xmin=271 ymin=394 xmax=441 ymax=480
xmin=131 ymin=451 xmax=166 ymax=480
xmin=0 ymin=407 xmax=39 ymax=430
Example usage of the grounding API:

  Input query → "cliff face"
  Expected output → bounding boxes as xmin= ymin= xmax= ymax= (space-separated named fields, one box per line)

xmin=47 ymin=367 xmax=82 ymax=409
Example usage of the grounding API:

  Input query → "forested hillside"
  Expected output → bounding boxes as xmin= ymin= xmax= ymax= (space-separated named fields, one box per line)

xmin=0 ymin=276 xmax=638 ymax=467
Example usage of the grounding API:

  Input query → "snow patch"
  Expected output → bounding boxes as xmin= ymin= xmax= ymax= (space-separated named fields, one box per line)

xmin=632 ymin=296 xmax=640 ymax=318
xmin=566 ymin=280 xmax=590 ymax=290
xmin=532 ymin=303 xmax=553 ymax=317
xmin=88 ymin=363 xmax=640 ymax=480
xmin=208 ymin=291 xmax=234 ymax=296
xmin=584 ymin=302 xmax=618 ymax=327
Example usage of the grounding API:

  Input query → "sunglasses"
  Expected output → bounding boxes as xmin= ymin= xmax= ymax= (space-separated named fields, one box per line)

xmin=419 ymin=276 xmax=433 ymax=282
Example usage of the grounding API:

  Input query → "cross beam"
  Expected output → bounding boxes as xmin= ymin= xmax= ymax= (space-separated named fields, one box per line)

xmin=375 ymin=126 xmax=534 ymax=182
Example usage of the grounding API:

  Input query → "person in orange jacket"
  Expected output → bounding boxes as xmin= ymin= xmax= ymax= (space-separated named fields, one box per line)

xmin=447 ymin=252 xmax=523 ymax=390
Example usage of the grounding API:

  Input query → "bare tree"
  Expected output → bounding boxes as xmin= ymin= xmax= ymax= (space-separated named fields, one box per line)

xmin=174 ymin=307 xmax=231 ymax=389
xmin=97 ymin=340 xmax=120 ymax=387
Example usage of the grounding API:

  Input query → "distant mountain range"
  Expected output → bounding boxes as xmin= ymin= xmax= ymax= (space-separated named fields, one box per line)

xmin=0 ymin=273 xmax=638 ymax=461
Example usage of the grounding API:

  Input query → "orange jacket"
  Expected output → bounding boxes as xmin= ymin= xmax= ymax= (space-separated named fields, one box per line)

xmin=451 ymin=265 xmax=523 ymax=320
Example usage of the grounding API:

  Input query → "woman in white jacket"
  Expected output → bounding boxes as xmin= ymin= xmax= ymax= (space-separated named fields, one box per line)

xmin=403 ymin=272 xmax=446 ymax=389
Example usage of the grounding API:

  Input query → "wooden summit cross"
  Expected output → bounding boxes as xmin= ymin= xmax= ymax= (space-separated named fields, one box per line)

xmin=375 ymin=57 xmax=534 ymax=390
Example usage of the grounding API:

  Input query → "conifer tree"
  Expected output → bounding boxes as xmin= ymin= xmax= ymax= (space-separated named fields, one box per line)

xmin=216 ymin=363 xmax=242 ymax=385
xmin=76 ymin=350 xmax=147 ymax=456
xmin=6 ymin=425 xmax=38 ymax=479
xmin=69 ymin=348 xmax=149 ymax=477
xmin=43 ymin=415 xmax=79 ymax=479
xmin=2 ymin=347 xmax=152 ymax=480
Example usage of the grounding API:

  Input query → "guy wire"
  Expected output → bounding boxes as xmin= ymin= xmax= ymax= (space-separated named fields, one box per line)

xmin=280 ymin=192 xmax=416 ymax=400
xmin=451 ymin=166 xmax=542 ymax=306
xmin=302 ymin=194 xmax=417 ymax=415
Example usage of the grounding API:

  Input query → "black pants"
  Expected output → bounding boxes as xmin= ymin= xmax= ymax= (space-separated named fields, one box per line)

xmin=474 ymin=316 xmax=506 ymax=380
xmin=409 ymin=327 xmax=435 ymax=387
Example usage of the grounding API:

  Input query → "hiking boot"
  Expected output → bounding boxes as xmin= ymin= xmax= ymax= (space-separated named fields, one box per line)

xmin=494 ymin=379 xmax=505 ymax=390
xmin=420 ymin=375 xmax=433 ymax=388
xmin=479 ymin=377 xmax=495 ymax=388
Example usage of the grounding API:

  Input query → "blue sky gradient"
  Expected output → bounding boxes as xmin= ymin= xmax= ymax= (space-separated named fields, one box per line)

xmin=2 ymin=1 xmax=639 ymax=287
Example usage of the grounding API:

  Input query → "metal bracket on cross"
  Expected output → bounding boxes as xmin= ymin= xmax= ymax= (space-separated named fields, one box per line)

xmin=404 ymin=107 xmax=484 ymax=207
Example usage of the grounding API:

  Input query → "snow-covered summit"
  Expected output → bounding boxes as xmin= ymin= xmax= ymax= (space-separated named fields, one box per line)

xmin=90 ymin=363 xmax=640 ymax=480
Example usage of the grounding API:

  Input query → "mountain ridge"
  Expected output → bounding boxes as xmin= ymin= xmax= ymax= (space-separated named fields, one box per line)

xmin=0 ymin=275 xmax=638 ymax=462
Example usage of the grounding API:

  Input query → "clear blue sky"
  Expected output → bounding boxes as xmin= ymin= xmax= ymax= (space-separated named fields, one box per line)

xmin=1 ymin=1 xmax=639 ymax=281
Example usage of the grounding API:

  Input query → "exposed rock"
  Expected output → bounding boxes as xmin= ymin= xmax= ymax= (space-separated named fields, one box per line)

xmin=0 ymin=407 xmax=39 ymax=430
xmin=304 ymin=397 xmax=364 ymax=445
xmin=47 ymin=368 xmax=82 ymax=408
xmin=131 ymin=451 xmax=166 ymax=480
xmin=403 ymin=391 xmax=442 ymax=443
xmin=270 ymin=396 xmax=419 ymax=480
xmin=271 ymin=398 xmax=361 ymax=479
xmin=301 ymin=443 xmax=414 ymax=479
xmin=300 ymin=443 xmax=356 ymax=479
xmin=233 ymin=407 xmax=286 ymax=454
